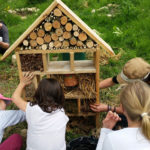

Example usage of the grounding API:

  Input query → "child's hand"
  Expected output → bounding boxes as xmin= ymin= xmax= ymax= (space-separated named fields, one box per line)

xmin=21 ymin=72 xmax=34 ymax=86
xmin=102 ymin=111 xmax=121 ymax=129
xmin=90 ymin=103 xmax=108 ymax=112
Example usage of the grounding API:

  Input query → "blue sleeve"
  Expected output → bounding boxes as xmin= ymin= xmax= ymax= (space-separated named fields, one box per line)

xmin=0 ymin=110 xmax=26 ymax=143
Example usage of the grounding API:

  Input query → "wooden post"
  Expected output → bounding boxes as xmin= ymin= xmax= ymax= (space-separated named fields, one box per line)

xmin=42 ymin=53 xmax=48 ymax=72
xmin=95 ymin=47 xmax=100 ymax=104
xmin=33 ymin=75 xmax=41 ymax=89
xmin=70 ymin=52 xmax=74 ymax=71
xmin=95 ymin=46 xmax=100 ymax=128
xmin=77 ymin=98 xmax=81 ymax=114
xmin=15 ymin=51 xmax=26 ymax=100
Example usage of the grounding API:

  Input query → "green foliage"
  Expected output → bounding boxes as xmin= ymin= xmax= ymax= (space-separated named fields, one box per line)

xmin=26 ymin=0 xmax=49 ymax=6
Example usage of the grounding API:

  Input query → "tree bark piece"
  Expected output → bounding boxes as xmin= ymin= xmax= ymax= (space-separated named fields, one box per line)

xmin=63 ymin=31 xmax=71 ymax=39
xmin=52 ymin=20 xmax=60 ymax=29
xmin=30 ymin=40 xmax=37 ymax=48
xmin=37 ymin=29 xmax=45 ymax=37
xmin=23 ymin=40 xmax=29 ymax=46
xmin=73 ymin=31 xmax=79 ymax=37
xmin=54 ymin=41 xmax=62 ymax=48
xmin=70 ymin=37 xmax=77 ymax=46
xmin=60 ymin=16 xmax=68 ymax=25
xmin=65 ymin=23 xmax=73 ymax=31
xmin=42 ymin=44 xmax=47 ymax=50
xmin=56 ymin=28 xmax=63 ymax=36
xmin=51 ymin=33 xmax=58 ymax=41
xmin=44 ymin=22 xmax=52 ymax=31
xmin=77 ymin=41 xmax=84 ymax=47
xmin=78 ymin=32 xmax=87 ymax=41
xmin=73 ymin=24 xmax=78 ymax=31
xmin=30 ymin=32 xmax=37 ymax=40
xmin=62 ymin=40 xmax=69 ymax=48
xmin=36 ymin=37 xmax=44 ymax=45
xmin=54 ymin=8 xmax=62 ymax=17
xmin=86 ymin=40 xmax=94 ymax=48
xmin=44 ymin=35 xmax=51 ymax=43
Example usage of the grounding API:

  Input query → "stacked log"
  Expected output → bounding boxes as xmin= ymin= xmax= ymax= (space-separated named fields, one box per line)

xmin=20 ymin=7 xmax=97 ymax=50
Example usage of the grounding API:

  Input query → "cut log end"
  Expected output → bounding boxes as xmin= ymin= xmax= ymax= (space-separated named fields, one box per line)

xmin=51 ymin=33 xmax=58 ymax=41
xmin=23 ymin=40 xmax=29 ymax=46
xmin=70 ymin=37 xmax=77 ymax=46
xmin=63 ymin=31 xmax=71 ymax=39
xmin=29 ymin=32 xmax=37 ymax=40
xmin=78 ymin=32 xmax=87 ymax=41
xmin=37 ymin=29 xmax=45 ymax=37
xmin=60 ymin=16 xmax=68 ymax=25
xmin=30 ymin=40 xmax=37 ymax=48
xmin=86 ymin=40 xmax=94 ymax=48
xmin=44 ymin=35 xmax=51 ymax=43
xmin=36 ymin=37 xmax=44 ymax=45
xmin=44 ymin=22 xmax=52 ymax=31
xmin=54 ymin=8 xmax=62 ymax=17
xmin=52 ymin=20 xmax=60 ymax=29
xmin=54 ymin=41 xmax=62 ymax=48
xmin=65 ymin=23 xmax=73 ymax=32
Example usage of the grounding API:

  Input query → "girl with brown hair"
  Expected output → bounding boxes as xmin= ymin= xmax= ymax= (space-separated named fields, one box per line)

xmin=12 ymin=72 xmax=69 ymax=150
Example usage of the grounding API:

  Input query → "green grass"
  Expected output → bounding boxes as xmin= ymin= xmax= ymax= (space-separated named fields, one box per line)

xmin=0 ymin=0 xmax=150 ymax=148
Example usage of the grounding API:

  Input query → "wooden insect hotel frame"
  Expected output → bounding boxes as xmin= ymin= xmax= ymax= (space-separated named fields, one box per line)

xmin=1 ymin=0 xmax=114 ymax=128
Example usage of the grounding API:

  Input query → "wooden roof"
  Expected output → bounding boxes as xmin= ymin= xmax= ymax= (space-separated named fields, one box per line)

xmin=1 ymin=0 xmax=115 ymax=61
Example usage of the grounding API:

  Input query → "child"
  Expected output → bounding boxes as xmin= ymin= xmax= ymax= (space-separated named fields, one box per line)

xmin=0 ymin=93 xmax=25 ymax=150
xmin=12 ymin=72 xmax=69 ymax=150
xmin=96 ymin=81 xmax=150 ymax=150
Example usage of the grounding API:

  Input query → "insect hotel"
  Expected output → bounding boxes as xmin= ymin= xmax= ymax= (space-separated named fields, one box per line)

xmin=1 ymin=0 xmax=114 ymax=128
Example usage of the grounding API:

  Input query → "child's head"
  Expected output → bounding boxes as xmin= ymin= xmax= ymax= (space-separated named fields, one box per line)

xmin=31 ymin=78 xmax=64 ymax=113
xmin=120 ymin=81 xmax=150 ymax=140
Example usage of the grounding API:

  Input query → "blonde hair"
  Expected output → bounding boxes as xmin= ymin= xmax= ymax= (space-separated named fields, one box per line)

xmin=120 ymin=81 xmax=150 ymax=140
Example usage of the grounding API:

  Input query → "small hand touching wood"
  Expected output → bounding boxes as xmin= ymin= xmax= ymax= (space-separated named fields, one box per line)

xmin=21 ymin=72 xmax=35 ymax=87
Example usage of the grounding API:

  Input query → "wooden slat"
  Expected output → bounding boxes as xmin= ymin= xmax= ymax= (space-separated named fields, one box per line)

xmin=70 ymin=52 xmax=74 ymax=71
xmin=15 ymin=51 xmax=22 ymax=79
xmin=96 ymin=113 xmax=100 ymax=128
xmin=16 ymin=51 xmax=26 ymax=99
xmin=33 ymin=75 xmax=38 ymax=89
xmin=1 ymin=0 xmax=58 ymax=61
xmin=17 ymin=48 xmax=96 ymax=54
xmin=77 ymin=98 xmax=81 ymax=113
xmin=42 ymin=53 xmax=47 ymax=71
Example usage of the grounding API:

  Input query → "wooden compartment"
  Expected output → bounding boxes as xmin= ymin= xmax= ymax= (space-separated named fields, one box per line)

xmin=20 ymin=54 xmax=44 ymax=71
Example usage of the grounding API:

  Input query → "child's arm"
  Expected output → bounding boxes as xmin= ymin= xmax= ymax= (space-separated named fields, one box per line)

xmin=99 ymin=77 xmax=116 ymax=89
xmin=12 ymin=72 xmax=34 ymax=112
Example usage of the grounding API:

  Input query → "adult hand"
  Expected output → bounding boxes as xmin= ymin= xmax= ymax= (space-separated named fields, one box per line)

xmin=20 ymin=72 xmax=34 ymax=86
xmin=90 ymin=103 xmax=108 ymax=112
xmin=102 ymin=111 xmax=121 ymax=129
